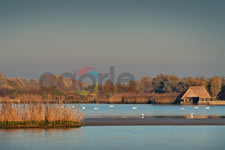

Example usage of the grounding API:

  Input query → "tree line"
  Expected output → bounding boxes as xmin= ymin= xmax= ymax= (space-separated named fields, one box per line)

xmin=99 ymin=74 xmax=224 ymax=100
xmin=0 ymin=73 xmax=224 ymax=100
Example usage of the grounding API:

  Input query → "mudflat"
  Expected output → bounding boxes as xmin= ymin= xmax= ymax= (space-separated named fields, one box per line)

xmin=84 ymin=117 xmax=225 ymax=126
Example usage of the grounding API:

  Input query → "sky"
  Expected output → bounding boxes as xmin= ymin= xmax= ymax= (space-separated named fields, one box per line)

xmin=0 ymin=0 xmax=224 ymax=79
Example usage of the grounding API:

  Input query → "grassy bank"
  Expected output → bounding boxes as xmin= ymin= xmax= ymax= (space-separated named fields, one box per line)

xmin=0 ymin=103 xmax=83 ymax=128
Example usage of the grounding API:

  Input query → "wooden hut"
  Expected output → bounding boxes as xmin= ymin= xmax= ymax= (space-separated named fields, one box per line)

xmin=181 ymin=86 xmax=211 ymax=104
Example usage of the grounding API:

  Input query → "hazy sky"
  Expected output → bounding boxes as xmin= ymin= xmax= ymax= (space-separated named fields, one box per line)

xmin=0 ymin=0 xmax=224 ymax=79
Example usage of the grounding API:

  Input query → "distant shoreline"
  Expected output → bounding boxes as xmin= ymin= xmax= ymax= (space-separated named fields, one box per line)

xmin=1 ymin=100 xmax=225 ymax=105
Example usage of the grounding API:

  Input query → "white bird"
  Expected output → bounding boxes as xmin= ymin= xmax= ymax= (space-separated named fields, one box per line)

xmin=94 ymin=107 xmax=99 ymax=110
xmin=132 ymin=107 xmax=137 ymax=110
xmin=72 ymin=105 xmax=75 ymax=109
xmin=141 ymin=113 xmax=145 ymax=119
xmin=190 ymin=113 xmax=194 ymax=118
xmin=109 ymin=105 xmax=115 ymax=108
xmin=82 ymin=106 xmax=86 ymax=110
xmin=194 ymin=106 xmax=199 ymax=109
xmin=205 ymin=106 xmax=210 ymax=110
xmin=180 ymin=107 xmax=185 ymax=110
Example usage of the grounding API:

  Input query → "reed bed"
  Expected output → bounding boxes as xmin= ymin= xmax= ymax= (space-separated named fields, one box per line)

xmin=0 ymin=103 xmax=83 ymax=128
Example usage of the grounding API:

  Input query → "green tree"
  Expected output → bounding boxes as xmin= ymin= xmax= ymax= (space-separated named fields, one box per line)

xmin=152 ymin=74 xmax=179 ymax=93
xmin=219 ymin=77 xmax=225 ymax=100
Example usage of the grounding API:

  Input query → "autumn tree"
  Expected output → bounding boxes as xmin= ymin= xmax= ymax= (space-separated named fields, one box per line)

xmin=127 ymin=80 xmax=138 ymax=93
xmin=139 ymin=77 xmax=153 ymax=93
xmin=210 ymin=76 xmax=222 ymax=100
xmin=103 ymin=80 xmax=114 ymax=93
xmin=115 ymin=82 xmax=124 ymax=93
xmin=0 ymin=73 xmax=7 ymax=88
xmin=39 ymin=72 xmax=57 ymax=91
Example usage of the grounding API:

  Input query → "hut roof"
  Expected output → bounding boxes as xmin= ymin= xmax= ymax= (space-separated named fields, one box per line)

xmin=181 ymin=86 xmax=211 ymax=99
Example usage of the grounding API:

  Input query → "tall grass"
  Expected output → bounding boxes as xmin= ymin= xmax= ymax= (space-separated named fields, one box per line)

xmin=0 ymin=103 xmax=83 ymax=128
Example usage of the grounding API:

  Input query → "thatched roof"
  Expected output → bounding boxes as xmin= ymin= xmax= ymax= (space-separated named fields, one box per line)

xmin=181 ymin=86 xmax=211 ymax=99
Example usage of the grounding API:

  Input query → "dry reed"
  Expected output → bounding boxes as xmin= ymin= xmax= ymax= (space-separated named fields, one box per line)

xmin=0 ymin=103 xmax=83 ymax=128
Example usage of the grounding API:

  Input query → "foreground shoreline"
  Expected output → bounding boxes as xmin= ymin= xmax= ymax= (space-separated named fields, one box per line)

xmin=0 ymin=121 xmax=81 ymax=129
xmin=1 ymin=117 xmax=225 ymax=128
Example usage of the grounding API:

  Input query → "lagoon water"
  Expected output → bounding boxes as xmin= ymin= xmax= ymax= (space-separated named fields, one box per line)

xmin=1 ymin=104 xmax=225 ymax=149
xmin=78 ymin=104 xmax=225 ymax=118
xmin=1 ymin=126 xmax=225 ymax=150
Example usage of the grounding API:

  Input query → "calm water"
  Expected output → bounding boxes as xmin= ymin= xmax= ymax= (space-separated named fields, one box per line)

xmin=1 ymin=126 xmax=225 ymax=150
xmin=1 ymin=104 xmax=225 ymax=149
xmin=76 ymin=104 xmax=225 ymax=118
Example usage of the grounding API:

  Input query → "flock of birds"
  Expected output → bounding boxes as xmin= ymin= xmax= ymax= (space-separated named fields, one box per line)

xmin=71 ymin=105 xmax=145 ymax=119
xmin=180 ymin=106 xmax=210 ymax=118
xmin=70 ymin=104 xmax=211 ymax=119
xmin=180 ymin=106 xmax=210 ymax=110
xmin=81 ymin=105 xmax=138 ymax=111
